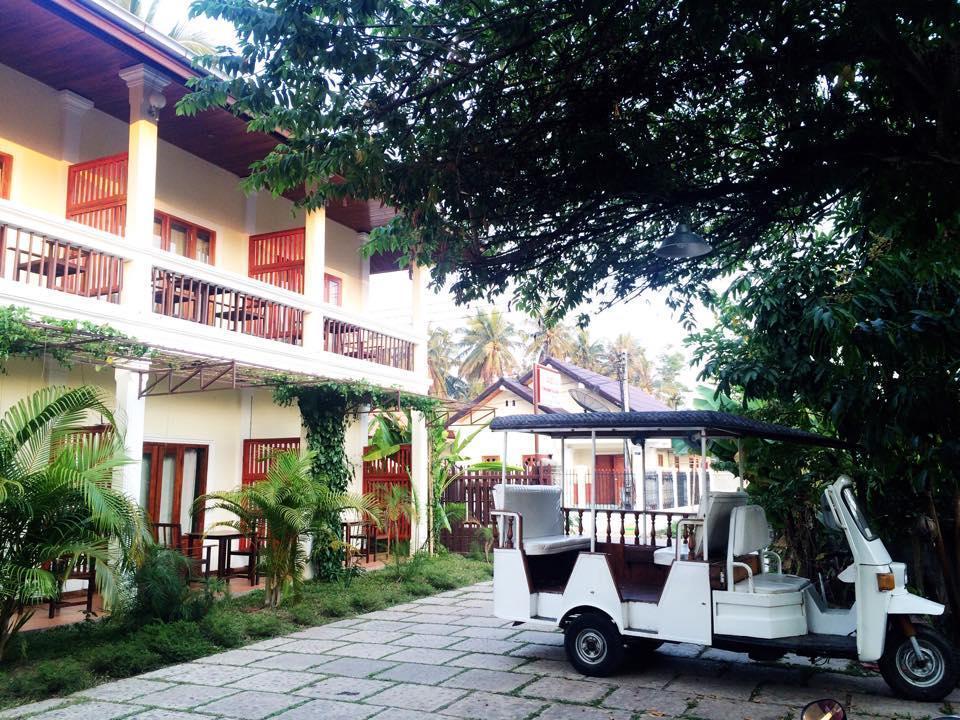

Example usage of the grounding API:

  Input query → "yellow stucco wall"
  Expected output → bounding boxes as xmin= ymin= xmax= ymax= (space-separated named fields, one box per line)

xmin=323 ymin=218 xmax=365 ymax=307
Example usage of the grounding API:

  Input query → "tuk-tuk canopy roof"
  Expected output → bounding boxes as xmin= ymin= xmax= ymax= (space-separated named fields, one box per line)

xmin=489 ymin=410 xmax=850 ymax=448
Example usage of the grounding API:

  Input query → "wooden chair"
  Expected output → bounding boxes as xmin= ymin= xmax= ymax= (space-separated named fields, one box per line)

xmin=226 ymin=522 xmax=263 ymax=585
xmin=47 ymin=556 xmax=96 ymax=618
xmin=152 ymin=522 xmax=213 ymax=578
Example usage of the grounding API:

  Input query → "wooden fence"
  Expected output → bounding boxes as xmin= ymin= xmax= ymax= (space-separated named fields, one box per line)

xmin=362 ymin=443 xmax=412 ymax=541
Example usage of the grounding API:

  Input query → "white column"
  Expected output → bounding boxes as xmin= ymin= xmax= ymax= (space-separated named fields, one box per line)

xmin=244 ymin=192 xmax=259 ymax=235
xmin=58 ymin=90 xmax=94 ymax=163
xmin=358 ymin=232 xmax=370 ymax=311
xmin=410 ymin=410 xmax=430 ymax=556
xmin=119 ymin=65 xmax=169 ymax=314
xmin=411 ymin=263 xmax=428 ymax=376
xmin=302 ymin=207 xmax=326 ymax=350
xmin=114 ymin=364 xmax=147 ymax=503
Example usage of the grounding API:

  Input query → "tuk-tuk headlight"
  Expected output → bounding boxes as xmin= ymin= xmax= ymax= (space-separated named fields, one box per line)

xmin=877 ymin=573 xmax=896 ymax=591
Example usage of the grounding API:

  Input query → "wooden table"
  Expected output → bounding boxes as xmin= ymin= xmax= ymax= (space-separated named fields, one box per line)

xmin=184 ymin=527 xmax=248 ymax=579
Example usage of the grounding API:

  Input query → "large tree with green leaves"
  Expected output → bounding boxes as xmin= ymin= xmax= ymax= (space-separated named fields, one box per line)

xmin=182 ymin=0 xmax=959 ymax=319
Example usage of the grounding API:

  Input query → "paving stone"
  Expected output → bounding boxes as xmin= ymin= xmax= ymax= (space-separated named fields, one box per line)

xmin=441 ymin=669 xmax=531 ymax=693
xmin=248 ymin=652 xmax=331 ymax=671
xmin=126 ymin=711 xmax=214 ymax=720
xmin=520 ymin=677 xmax=611 ymax=704
xmin=513 ymin=659 xmax=593 ymax=680
xmin=449 ymin=653 xmax=528 ymax=671
xmin=338 ymin=630 xmax=409 ymax=644
xmin=751 ymin=682 xmax=827 ymax=707
xmin=369 ymin=710 xmax=446 ymax=720
xmin=227 ymin=669 xmax=319 ymax=692
xmin=404 ymin=622 xmax=460 ymax=635
xmin=136 ymin=683 xmax=238 ymax=710
xmin=195 ymin=648 xmax=278 ymax=666
xmin=406 ymin=604 xmax=463 ymax=616
xmin=452 ymin=626 xmax=520 ymax=641
xmin=779 ymin=654 xmax=850 ymax=672
xmin=77 ymin=678 xmax=174 ymax=702
xmin=402 ymin=613 xmax=459 ymax=624
xmin=846 ymin=692 xmax=943 ymax=719
xmin=243 ymin=637 xmax=295 ymax=650
xmin=418 ymin=596 xmax=460 ymax=606
xmin=455 ymin=600 xmax=493 ymax=610
xmin=447 ymin=616 xmax=514 ymax=628
xmin=436 ymin=590 xmax=467 ymax=598
xmin=194 ymin=690 xmax=304 ymax=720
xmin=286 ymin=626 xmax=356 ymax=640
xmin=535 ymin=704 xmax=632 ymax=720
xmin=324 ymin=618 xmax=367 ymax=628
xmin=509 ymin=643 xmax=567 ymax=661
xmin=272 ymin=699 xmax=380 ymax=720
xmin=391 ymin=633 xmax=461 ymax=649
xmin=665 ymin=671 xmax=758 ymax=701
xmin=272 ymin=639 xmax=347 ymax=655
xmin=602 ymin=686 xmax=690 ymax=716
xmin=389 ymin=603 xmax=421 ymax=612
xmin=328 ymin=642 xmax=403 ymax=659
xmin=361 ymin=611 xmax=413 ymax=621
xmin=459 ymin=592 xmax=494 ymax=601
xmin=686 ymin=697 xmax=790 ymax=720
xmin=140 ymin=663 xmax=260 ymax=686
xmin=510 ymin=630 xmax=563 ymax=646
xmin=30 ymin=702 xmax=142 ymax=720
xmin=364 ymin=684 xmax=467 ymax=712
xmin=311 ymin=657 xmax=399 ymax=678
xmin=807 ymin=671 xmax=887 ymax=696
xmin=0 ymin=700 xmax=74 ymax=719
xmin=384 ymin=647 xmax=465 ymax=665
xmin=295 ymin=676 xmax=394 ymax=701
xmin=351 ymin=620 xmax=414 ymax=633
xmin=374 ymin=662 xmax=464 ymax=685
xmin=448 ymin=638 xmax=524 ymax=655
xmin=437 ymin=691 xmax=546 ymax=720
xmin=698 ymin=648 xmax=748 ymax=663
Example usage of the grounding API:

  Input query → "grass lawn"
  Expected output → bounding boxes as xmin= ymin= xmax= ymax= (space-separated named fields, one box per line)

xmin=0 ymin=554 xmax=492 ymax=710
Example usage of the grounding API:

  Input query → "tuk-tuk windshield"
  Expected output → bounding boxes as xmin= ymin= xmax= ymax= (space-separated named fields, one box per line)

xmin=842 ymin=486 xmax=877 ymax=541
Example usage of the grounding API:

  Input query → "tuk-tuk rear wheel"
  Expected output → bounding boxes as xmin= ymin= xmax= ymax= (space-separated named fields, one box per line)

xmin=564 ymin=613 xmax=624 ymax=677
xmin=879 ymin=624 xmax=959 ymax=702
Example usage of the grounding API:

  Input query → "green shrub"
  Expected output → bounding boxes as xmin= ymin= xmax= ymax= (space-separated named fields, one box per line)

xmin=8 ymin=659 xmax=94 ymax=698
xmin=201 ymin=610 xmax=245 ymax=648
xmin=286 ymin=604 xmax=319 ymax=625
xmin=243 ymin=612 xmax=285 ymax=638
xmin=317 ymin=595 xmax=350 ymax=617
xmin=126 ymin=545 xmax=193 ymax=623
xmin=421 ymin=568 xmax=458 ymax=591
xmin=139 ymin=621 xmax=215 ymax=663
xmin=87 ymin=642 xmax=161 ymax=678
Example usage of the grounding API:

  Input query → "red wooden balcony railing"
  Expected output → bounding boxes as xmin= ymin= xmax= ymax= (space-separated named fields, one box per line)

xmin=324 ymin=317 xmax=414 ymax=371
xmin=248 ymin=228 xmax=305 ymax=293
xmin=66 ymin=153 xmax=128 ymax=237
xmin=152 ymin=267 xmax=303 ymax=345
xmin=0 ymin=221 xmax=124 ymax=302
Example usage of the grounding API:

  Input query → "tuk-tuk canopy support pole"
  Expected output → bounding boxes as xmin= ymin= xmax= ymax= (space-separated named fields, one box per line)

xmin=502 ymin=432 xmax=508 ymax=485
xmin=701 ymin=428 xmax=709 ymax=561
xmin=639 ymin=437 xmax=647 ymax=538
xmin=590 ymin=430 xmax=597 ymax=553
xmin=560 ymin=436 xmax=566 ymax=496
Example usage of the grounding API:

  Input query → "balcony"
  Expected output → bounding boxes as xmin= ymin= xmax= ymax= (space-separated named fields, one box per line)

xmin=0 ymin=200 xmax=421 ymax=383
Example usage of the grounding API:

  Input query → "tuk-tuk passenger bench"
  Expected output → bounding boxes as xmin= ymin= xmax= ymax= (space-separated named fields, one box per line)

xmin=492 ymin=484 xmax=589 ymax=555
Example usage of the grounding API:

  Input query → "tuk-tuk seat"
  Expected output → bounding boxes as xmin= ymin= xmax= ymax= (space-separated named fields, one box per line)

xmin=493 ymin=484 xmax=590 ymax=556
xmin=653 ymin=491 xmax=748 ymax=567
xmin=729 ymin=505 xmax=810 ymax=594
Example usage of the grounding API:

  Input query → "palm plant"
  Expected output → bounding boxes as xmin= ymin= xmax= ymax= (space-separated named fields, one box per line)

xmin=0 ymin=386 xmax=146 ymax=660
xmin=381 ymin=484 xmax=414 ymax=567
xmin=429 ymin=426 xmax=485 ymax=548
xmin=111 ymin=0 xmax=217 ymax=55
xmin=525 ymin=313 xmax=575 ymax=363
xmin=427 ymin=327 xmax=456 ymax=399
xmin=458 ymin=309 xmax=520 ymax=385
xmin=601 ymin=334 xmax=654 ymax=392
xmin=572 ymin=327 xmax=605 ymax=371
xmin=198 ymin=450 xmax=378 ymax=608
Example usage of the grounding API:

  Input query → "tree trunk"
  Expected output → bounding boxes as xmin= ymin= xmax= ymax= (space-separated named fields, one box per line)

xmin=926 ymin=491 xmax=960 ymax=639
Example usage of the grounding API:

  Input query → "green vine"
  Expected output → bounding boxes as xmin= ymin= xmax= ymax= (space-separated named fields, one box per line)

xmin=273 ymin=379 xmax=441 ymax=579
xmin=0 ymin=305 xmax=149 ymax=371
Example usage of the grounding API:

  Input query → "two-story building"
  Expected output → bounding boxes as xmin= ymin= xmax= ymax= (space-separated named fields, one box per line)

xmin=0 ymin=0 xmax=431 ymax=547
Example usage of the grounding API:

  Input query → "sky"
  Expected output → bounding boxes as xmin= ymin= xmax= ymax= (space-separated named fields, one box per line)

xmin=149 ymin=0 xmax=715 ymax=389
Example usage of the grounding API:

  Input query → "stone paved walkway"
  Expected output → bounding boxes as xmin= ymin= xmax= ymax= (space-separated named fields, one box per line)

xmin=3 ymin=581 xmax=957 ymax=720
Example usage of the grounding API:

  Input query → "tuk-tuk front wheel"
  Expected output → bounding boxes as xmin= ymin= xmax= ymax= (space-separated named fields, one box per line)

xmin=564 ymin=612 xmax=624 ymax=677
xmin=879 ymin=624 xmax=959 ymax=701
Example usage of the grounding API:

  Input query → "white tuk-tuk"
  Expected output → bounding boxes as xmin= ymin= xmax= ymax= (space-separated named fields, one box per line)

xmin=489 ymin=410 xmax=958 ymax=701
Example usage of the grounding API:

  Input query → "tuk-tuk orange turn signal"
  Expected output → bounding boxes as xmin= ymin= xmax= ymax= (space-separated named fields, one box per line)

xmin=877 ymin=573 xmax=896 ymax=591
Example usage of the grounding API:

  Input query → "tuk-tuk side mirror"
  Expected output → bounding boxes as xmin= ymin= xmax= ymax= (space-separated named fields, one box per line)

xmin=802 ymin=699 xmax=845 ymax=720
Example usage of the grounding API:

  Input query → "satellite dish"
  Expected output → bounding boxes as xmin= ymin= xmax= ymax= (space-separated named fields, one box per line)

xmin=570 ymin=388 xmax=610 ymax=413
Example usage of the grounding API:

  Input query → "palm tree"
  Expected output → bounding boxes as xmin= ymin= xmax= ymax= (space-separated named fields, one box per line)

xmin=458 ymin=309 xmax=520 ymax=385
xmin=111 ymin=0 xmax=217 ymax=55
xmin=427 ymin=326 xmax=456 ymax=399
xmin=601 ymin=334 xmax=654 ymax=392
xmin=525 ymin=313 xmax=575 ymax=363
xmin=198 ymin=450 xmax=377 ymax=608
xmin=0 ymin=386 xmax=146 ymax=660
xmin=571 ymin=327 xmax=605 ymax=371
